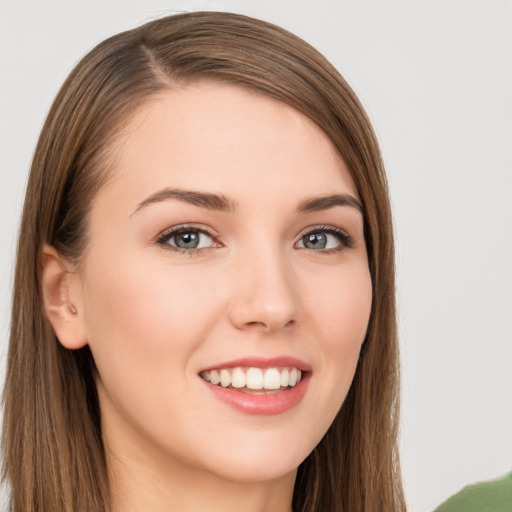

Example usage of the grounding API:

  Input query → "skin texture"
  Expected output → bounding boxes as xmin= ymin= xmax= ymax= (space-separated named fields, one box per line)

xmin=43 ymin=83 xmax=373 ymax=512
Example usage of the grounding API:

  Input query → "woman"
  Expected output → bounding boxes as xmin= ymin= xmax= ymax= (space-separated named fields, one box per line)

xmin=2 ymin=11 xmax=405 ymax=512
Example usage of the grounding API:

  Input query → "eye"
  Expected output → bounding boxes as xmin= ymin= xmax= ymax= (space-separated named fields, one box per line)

xmin=157 ymin=226 xmax=218 ymax=252
xmin=295 ymin=226 xmax=353 ymax=252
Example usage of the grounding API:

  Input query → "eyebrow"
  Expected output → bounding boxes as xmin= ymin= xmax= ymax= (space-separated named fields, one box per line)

xmin=131 ymin=188 xmax=363 ymax=216
xmin=131 ymin=188 xmax=237 ymax=216
xmin=297 ymin=194 xmax=363 ymax=214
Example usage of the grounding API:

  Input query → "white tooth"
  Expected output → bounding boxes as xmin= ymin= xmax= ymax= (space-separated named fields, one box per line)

xmin=246 ymin=368 xmax=264 ymax=389
xmin=296 ymin=370 xmax=302 ymax=383
xmin=220 ymin=369 xmax=231 ymax=387
xmin=210 ymin=370 xmax=220 ymax=385
xmin=289 ymin=368 xmax=298 ymax=386
xmin=264 ymin=368 xmax=281 ymax=390
xmin=280 ymin=368 xmax=290 ymax=387
xmin=201 ymin=371 xmax=211 ymax=382
xmin=231 ymin=368 xmax=246 ymax=388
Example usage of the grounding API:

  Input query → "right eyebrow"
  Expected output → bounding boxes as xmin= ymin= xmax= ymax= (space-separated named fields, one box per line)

xmin=130 ymin=188 xmax=238 ymax=216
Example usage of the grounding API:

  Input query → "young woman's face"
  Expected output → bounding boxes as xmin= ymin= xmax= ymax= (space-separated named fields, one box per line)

xmin=73 ymin=83 xmax=372 ymax=484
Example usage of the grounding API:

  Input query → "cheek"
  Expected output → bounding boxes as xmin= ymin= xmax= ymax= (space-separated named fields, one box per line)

xmin=306 ymin=261 xmax=372 ymax=352
xmin=80 ymin=252 xmax=223 ymax=397
xmin=302 ymin=261 xmax=372 ymax=413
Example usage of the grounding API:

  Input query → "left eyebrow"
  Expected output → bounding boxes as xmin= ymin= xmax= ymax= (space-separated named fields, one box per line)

xmin=297 ymin=194 xmax=363 ymax=214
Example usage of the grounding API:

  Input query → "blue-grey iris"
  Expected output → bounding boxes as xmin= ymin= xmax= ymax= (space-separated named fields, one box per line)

xmin=302 ymin=233 xmax=327 ymax=249
xmin=175 ymin=231 xmax=200 ymax=249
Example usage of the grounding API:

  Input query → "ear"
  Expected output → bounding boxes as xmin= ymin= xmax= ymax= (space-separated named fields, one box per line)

xmin=40 ymin=244 xmax=88 ymax=349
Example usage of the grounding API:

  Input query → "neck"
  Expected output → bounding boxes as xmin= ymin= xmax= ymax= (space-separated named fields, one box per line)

xmin=110 ymin=462 xmax=295 ymax=512
xmin=103 ymin=410 xmax=296 ymax=512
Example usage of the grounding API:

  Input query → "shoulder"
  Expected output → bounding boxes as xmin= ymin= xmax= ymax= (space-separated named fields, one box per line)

xmin=434 ymin=472 xmax=512 ymax=512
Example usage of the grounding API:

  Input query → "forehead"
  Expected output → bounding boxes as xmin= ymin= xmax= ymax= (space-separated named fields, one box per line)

xmin=97 ymin=82 xmax=358 ymax=213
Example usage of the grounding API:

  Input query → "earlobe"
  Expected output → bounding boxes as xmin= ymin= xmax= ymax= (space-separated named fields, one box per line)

xmin=40 ymin=244 xmax=88 ymax=350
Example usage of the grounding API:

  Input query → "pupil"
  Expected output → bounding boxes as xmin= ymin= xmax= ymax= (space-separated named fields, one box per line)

xmin=304 ymin=233 xmax=327 ymax=249
xmin=176 ymin=232 xmax=199 ymax=249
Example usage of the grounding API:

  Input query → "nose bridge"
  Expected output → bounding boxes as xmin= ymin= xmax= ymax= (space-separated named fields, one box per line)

xmin=228 ymin=237 xmax=298 ymax=332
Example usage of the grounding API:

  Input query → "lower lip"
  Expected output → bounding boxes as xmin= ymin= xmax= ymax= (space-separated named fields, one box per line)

xmin=202 ymin=373 xmax=310 ymax=416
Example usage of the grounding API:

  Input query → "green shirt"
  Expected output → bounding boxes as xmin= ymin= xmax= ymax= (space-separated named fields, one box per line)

xmin=434 ymin=472 xmax=512 ymax=512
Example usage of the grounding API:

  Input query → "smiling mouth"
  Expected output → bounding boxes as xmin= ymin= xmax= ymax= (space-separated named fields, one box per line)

xmin=200 ymin=367 xmax=303 ymax=394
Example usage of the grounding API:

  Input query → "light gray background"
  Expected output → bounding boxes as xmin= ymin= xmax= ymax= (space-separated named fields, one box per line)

xmin=1 ymin=1 xmax=511 ymax=511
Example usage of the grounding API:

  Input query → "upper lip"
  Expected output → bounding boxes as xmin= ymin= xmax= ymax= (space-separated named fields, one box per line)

xmin=199 ymin=356 xmax=312 ymax=373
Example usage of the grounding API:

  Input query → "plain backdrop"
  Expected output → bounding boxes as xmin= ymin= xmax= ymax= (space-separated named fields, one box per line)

xmin=1 ymin=1 xmax=511 ymax=511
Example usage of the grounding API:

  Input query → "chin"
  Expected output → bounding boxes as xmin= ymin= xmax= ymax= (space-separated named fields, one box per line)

xmin=203 ymin=454 xmax=301 ymax=485
xmin=186 ymin=429 xmax=313 ymax=484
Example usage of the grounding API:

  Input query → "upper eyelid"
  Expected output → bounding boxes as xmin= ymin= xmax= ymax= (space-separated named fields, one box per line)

xmin=295 ymin=224 xmax=354 ymax=250
xmin=156 ymin=223 xmax=218 ymax=242
xmin=296 ymin=224 xmax=351 ymax=238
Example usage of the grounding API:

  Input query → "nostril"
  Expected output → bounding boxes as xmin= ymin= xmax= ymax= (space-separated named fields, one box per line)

xmin=243 ymin=318 xmax=295 ymax=332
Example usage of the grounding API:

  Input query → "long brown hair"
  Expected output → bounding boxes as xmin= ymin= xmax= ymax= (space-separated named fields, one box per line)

xmin=2 ymin=11 xmax=405 ymax=512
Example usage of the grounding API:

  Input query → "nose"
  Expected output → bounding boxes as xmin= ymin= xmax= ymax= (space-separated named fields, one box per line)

xmin=228 ymin=245 xmax=298 ymax=333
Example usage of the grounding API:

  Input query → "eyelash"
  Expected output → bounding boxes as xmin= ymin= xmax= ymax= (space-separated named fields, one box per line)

xmin=155 ymin=224 xmax=354 ymax=255
xmin=156 ymin=224 xmax=219 ymax=255
xmin=296 ymin=225 xmax=354 ymax=254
